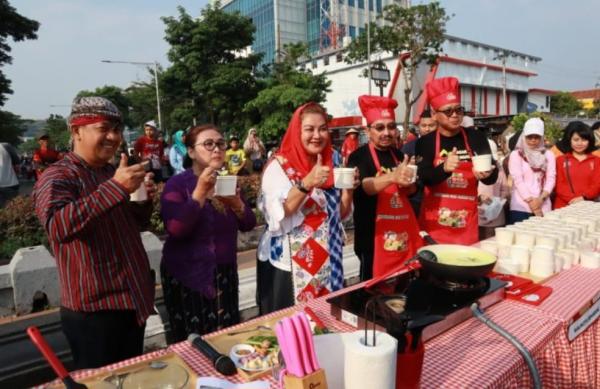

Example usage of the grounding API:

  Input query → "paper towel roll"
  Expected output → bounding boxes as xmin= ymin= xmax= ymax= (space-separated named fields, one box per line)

xmin=343 ymin=331 xmax=397 ymax=389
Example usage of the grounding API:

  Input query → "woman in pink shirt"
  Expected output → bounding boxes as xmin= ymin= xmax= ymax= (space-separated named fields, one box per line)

xmin=508 ymin=118 xmax=556 ymax=223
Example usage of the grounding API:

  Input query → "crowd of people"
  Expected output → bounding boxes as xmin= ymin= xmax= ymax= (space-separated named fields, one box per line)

xmin=23 ymin=76 xmax=600 ymax=370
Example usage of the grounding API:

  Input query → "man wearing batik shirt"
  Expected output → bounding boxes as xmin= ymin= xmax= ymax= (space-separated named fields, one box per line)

xmin=134 ymin=120 xmax=164 ymax=181
xmin=34 ymin=96 xmax=157 ymax=369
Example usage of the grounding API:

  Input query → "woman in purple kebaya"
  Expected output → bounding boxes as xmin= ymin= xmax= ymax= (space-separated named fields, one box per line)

xmin=160 ymin=124 xmax=256 ymax=341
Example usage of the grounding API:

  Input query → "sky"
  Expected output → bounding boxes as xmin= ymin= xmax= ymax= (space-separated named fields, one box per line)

xmin=4 ymin=0 xmax=600 ymax=119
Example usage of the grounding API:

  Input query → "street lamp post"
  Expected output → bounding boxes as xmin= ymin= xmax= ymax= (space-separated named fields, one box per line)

xmin=370 ymin=60 xmax=390 ymax=97
xmin=101 ymin=60 xmax=163 ymax=132
xmin=367 ymin=0 xmax=372 ymax=95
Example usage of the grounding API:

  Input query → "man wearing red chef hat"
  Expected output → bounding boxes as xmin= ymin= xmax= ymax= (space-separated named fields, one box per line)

xmin=347 ymin=95 xmax=423 ymax=281
xmin=416 ymin=77 xmax=497 ymax=245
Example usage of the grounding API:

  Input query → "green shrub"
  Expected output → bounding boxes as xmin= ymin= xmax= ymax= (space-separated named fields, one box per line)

xmin=0 ymin=196 xmax=48 ymax=260
xmin=511 ymin=112 xmax=563 ymax=144
xmin=0 ymin=175 xmax=262 ymax=259
xmin=238 ymin=175 xmax=260 ymax=208
xmin=150 ymin=182 xmax=165 ymax=236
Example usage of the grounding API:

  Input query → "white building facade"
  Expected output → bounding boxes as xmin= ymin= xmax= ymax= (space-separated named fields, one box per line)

xmin=305 ymin=34 xmax=541 ymax=125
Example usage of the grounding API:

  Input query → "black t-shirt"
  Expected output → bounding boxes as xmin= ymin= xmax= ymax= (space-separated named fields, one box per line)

xmin=415 ymin=128 xmax=498 ymax=186
xmin=347 ymin=144 xmax=405 ymax=255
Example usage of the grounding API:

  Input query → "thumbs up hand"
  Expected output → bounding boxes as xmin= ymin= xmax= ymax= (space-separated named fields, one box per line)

xmin=393 ymin=154 xmax=416 ymax=187
xmin=303 ymin=153 xmax=331 ymax=190
xmin=113 ymin=153 xmax=147 ymax=193
xmin=443 ymin=147 xmax=460 ymax=173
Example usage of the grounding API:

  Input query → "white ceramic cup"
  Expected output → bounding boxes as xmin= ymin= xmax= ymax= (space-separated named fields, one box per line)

xmin=558 ymin=249 xmax=574 ymax=270
xmin=536 ymin=236 xmax=557 ymax=250
xmin=480 ymin=240 xmax=498 ymax=255
xmin=406 ymin=164 xmax=418 ymax=184
xmin=333 ymin=167 xmax=356 ymax=189
xmin=515 ymin=232 xmax=536 ymax=248
xmin=530 ymin=246 xmax=555 ymax=278
xmin=215 ymin=175 xmax=238 ymax=196
xmin=580 ymin=237 xmax=596 ymax=251
xmin=129 ymin=181 xmax=148 ymax=202
xmin=495 ymin=227 xmax=514 ymax=245
xmin=510 ymin=245 xmax=530 ymax=273
xmin=472 ymin=154 xmax=492 ymax=172
xmin=580 ymin=251 xmax=600 ymax=269
xmin=496 ymin=259 xmax=520 ymax=275
xmin=497 ymin=244 xmax=512 ymax=260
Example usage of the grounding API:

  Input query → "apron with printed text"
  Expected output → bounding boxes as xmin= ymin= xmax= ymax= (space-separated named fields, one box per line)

xmin=419 ymin=129 xmax=479 ymax=245
xmin=369 ymin=144 xmax=423 ymax=278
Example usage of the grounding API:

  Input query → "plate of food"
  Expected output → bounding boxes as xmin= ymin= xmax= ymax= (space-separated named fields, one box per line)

xmin=230 ymin=336 xmax=279 ymax=372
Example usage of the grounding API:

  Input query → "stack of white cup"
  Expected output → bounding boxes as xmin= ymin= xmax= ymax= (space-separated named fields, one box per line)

xmin=493 ymin=201 xmax=600 ymax=273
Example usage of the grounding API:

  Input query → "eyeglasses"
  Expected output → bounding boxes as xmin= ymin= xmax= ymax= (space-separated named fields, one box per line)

xmin=437 ymin=106 xmax=466 ymax=117
xmin=371 ymin=123 xmax=398 ymax=132
xmin=194 ymin=139 xmax=227 ymax=151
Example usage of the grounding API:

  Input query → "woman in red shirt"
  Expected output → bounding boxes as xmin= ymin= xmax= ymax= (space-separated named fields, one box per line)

xmin=554 ymin=122 xmax=600 ymax=209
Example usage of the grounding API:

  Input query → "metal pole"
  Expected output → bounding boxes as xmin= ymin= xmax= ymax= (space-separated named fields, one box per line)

xmin=153 ymin=62 xmax=163 ymax=132
xmin=502 ymin=54 xmax=507 ymax=115
xmin=101 ymin=59 xmax=163 ymax=131
xmin=367 ymin=0 xmax=371 ymax=95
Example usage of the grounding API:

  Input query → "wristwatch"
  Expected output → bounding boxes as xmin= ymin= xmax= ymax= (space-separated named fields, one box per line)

xmin=295 ymin=180 xmax=310 ymax=194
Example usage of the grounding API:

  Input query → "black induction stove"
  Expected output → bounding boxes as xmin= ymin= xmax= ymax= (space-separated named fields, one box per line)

xmin=327 ymin=269 xmax=507 ymax=341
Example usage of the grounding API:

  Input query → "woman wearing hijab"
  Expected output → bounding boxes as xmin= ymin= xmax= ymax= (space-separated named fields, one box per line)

xmin=508 ymin=118 xmax=556 ymax=223
xmin=257 ymin=102 xmax=357 ymax=314
xmin=554 ymin=122 xmax=600 ymax=208
xmin=243 ymin=128 xmax=266 ymax=172
xmin=160 ymin=124 xmax=256 ymax=340
xmin=169 ymin=130 xmax=187 ymax=175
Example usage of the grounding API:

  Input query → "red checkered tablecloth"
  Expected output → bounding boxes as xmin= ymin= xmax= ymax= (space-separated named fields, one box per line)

xmin=39 ymin=270 xmax=600 ymax=389
xmin=528 ymin=266 xmax=600 ymax=388
xmin=536 ymin=266 xmax=600 ymax=321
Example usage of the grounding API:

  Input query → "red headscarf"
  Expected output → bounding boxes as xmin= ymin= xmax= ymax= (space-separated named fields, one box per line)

xmin=69 ymin=115 xmax=112 ymax=127
xmin=275 ymin=102 xmax=334 ymax=188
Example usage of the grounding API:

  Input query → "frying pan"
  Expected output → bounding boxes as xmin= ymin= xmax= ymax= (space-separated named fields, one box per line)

xmin=417 ymin=244 xmax=497 ymax=281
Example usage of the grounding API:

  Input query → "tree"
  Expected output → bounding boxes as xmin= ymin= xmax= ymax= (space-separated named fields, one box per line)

xmin=244 ymin=42 xmax=331 ymax=141
xmin=161 ymin=3 xmax=262 ymax=133
xmin=44 ymin=114 xmax=69 ymax=151
xmin=0 ymin=109 xmax=27 ymax=145
xmin=511 ymin=112 xmax=563 ymax=144
xmin=550 ymin=92 xmax=583 ymax=116
xmin=124 ymin=80 xmax=161 ymax=130
xmin=345 ymin=2 xmax=449 ymax=137
xmin=0 ymin=0 xmax=39 ymax=106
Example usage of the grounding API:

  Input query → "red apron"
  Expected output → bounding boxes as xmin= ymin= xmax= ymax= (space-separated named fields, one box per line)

xmin=419 ymin=128 xmax=479 ymax=245
xmin=369 ymin=144 xmax=423 ymax=278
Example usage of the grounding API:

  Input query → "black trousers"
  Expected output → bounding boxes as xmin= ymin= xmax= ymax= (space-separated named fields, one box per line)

xmin=355 ymin=247 xmax=374 ymax=282
xmin=60 ymin=307 xmax=145 ymax=370
xmin=256 ymin=259 xmax=294 ymax=315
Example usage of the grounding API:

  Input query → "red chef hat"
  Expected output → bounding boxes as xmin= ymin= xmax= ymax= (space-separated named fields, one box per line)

xmin=358 ymin=95 xmax=398 ymax=125
xmin=426 ymin=77 xmax=460 ymax=110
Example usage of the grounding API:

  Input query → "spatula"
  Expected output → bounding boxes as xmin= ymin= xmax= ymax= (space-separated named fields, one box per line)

xmin=27 ymin=326 xmax=88 ymax=389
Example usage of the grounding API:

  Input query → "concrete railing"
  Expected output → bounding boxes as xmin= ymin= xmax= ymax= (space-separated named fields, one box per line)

xmin=0 ymin=230 xmax=360 ymax=387
xmin=0 ymin=229 xmax=360 ymax=318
